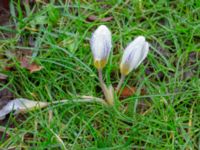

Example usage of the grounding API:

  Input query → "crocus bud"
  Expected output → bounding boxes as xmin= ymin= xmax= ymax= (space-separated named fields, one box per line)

xmin=120 ymin=36 xmax=149 ymax=75
xmin=90 ymin=25 xmax=112 ymax=69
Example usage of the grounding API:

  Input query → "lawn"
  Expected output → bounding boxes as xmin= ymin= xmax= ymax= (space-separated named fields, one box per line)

xmin=0 ymin=0 xmax=200 ymax=149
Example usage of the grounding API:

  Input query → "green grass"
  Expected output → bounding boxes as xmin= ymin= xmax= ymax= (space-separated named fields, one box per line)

xmin=0 ymin=0 xmax=200 ymax=149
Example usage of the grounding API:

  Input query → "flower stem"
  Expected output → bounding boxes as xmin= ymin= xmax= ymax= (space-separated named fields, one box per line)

xmin=97 ymin=69 xmax=114 ymax=105
xmin=98 ymin=69 xmax=107 ymax=99
xmin=116 ymin=75 xmax=125 ymax=92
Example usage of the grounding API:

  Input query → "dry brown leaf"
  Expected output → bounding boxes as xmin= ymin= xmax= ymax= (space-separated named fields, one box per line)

xmin=86 ymin=15 xmax=97 ymax=22
xmin=28 ymin=63 xmax=43 ymax=73
xmin=117 ymin=86 xmax=146 ymax=99
xmin=86 ymin=15 xmax=113 ymax=22
xmin=119 ymin=86 xmax=136 ymax=98
xmin=101 ymin=16 xmax=113 ymax=22
xmin=20 ymin=57 xmax=43 ymax=73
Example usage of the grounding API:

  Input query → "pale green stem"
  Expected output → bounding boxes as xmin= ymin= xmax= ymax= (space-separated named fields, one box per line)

xmin=98 ymin=69 xmax=108 ymax=100
xmin=116 ymin=75 xmax=125 ymax=92
xmin=98 ymin=69 xmax=114 ymax=105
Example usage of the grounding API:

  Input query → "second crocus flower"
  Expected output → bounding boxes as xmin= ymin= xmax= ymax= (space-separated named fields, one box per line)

xmin=116 ymin=36 xmax=149 ymax=91
xmin=120 ymin=36 xmax=149 ymax=76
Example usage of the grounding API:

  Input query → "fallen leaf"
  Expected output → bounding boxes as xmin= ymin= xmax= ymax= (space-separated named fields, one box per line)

xmin=20 ymin=57 xmax=43 ymax=73
xmin=4 ymin=49 xmax=42 ymax=73
xmin=28 ymin=63 xmax=43 ymax=73
xmin=86 ymin=15 xmax=97 ymax=22
xmin=119 ymin=86 xmax=136 ymax=98
xmin=101 ymin=16 xmax=113 ymax=22
xmin=86 ymin=15 xmax=113 ymax=22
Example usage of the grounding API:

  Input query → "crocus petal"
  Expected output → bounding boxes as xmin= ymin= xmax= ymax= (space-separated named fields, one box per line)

xmin=120 ymin=36 xmax=149 ymax=75
xmin=134 ymin=42 xmax=149 ymax=68
xmin=121 ymin=36 xmax=145 ymax=66
xmin=90 ymin=25 xmax=112 ymax=69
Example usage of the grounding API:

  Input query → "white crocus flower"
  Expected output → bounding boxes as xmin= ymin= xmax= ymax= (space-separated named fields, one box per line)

xmin=90 ymin=25 xmax=112 ymax=69
xmin=120 ymin=36 xmax=149 ymax=76
xmin=116 ymin=36 xmax=149 ymax=91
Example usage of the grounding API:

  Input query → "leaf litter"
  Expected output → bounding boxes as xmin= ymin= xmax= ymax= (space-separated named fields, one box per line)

xmin=19 ymin=57 xmax=43 ymax=73
xmin=86 ymin=15 xmax=113 ymax=22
